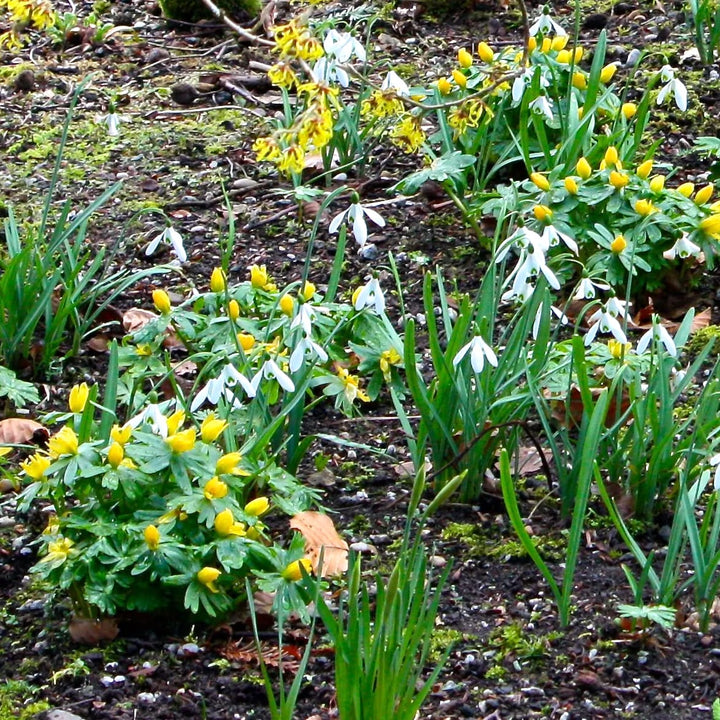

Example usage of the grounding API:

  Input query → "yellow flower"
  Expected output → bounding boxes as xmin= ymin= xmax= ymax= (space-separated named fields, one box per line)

xmin=144 ymin=525 xmax=160 ymax=551
xmin=166 ymin=410 xmax=185 ymax=436
xmin=68 ymin=383 xmax=89 ymax=413
xmin=622 ymin=102 xmax=637 ymax=119
xmin=390 ymin=113 xmax=426 ymax=153
xmin=301 ymin=281 xmax=316 ymax=301
xmin=278 ymin=145 xmax=305 ymax=176
xmin=533 ymin=204 xmax=553 ymax=222
xmin=604 ymin=146 xmax=619 ymax=167
xmin=611 ymin=235 xmax=627 ymax=253
xmin=197 ymin=566 xmax=221 ymax=593
xmin=216 ymin=451 xmax=244 ymax=475
xmin=600 ymin=63 xmax=617 ymax=83
xmin=457 ymin=47 xmax=473 ymax=68
xmin=636 ymin=160 xmax=653 ymax=179
xmin=541 ymin=37 xmax=552 ymax=53
xmin=107 ymin=442 xmax=124 ymax=468
xmin=49 ymin=427 xmax=79 ymax=458
xmin=281 ymin=558 xmax=313 ymax=582
xmin=337 ymin=367 xmax=370 ymax=404
xmin=528 ymin=36 xmax=537 ymax=52
xmin=152 ymin=289 xmax=172 ymax=314
xmin=210 ymin=268 xmax=226 ymax=293
xmin=608 ymin=340 xmax=632 ymax=359
xmin=21 ymin=453 xmax=51 ymax=481
xmin=649 ymin=175 xmax=666 ymax=193
xmin=564 ymin=177 xmax=579 ymax=194
xmin=250 ymin=264 xmax=269 ymax=289
xmin=530 ymin=172 xmax=550 ymax=191
xmin=678 ymin=182 xmax=695 ymax=198
xmin=41 ymin=537 xmax=74 ymax=565
xmin=452 ymin=69 xmax=467 ymax=88
xmin=551 ymin=35 xmax=569 ymax=51
xmin=214 ymin=509 xmax=245 ymax=537
xmin=695 ymin=184 xmax=714 ymax=205
xmin=576 ymin=157 xmax=592 ymax=180
xmin=609 ymin=171 xmax=629 ymax=189
xmin=700 ymin=214 xmax=720 ymax=237
xmin=437 ymin=77 xmax=452 ymax=95
xmin=165 ymin=428 xmax=196 ymax=453
xmin=228 ymin=299 xmax=240 ymax=321
xmin=201 ymin=414 xmax=228 ymax=443
xmin=572 ymin=72 xmax=587 ymax=90
xmin=237 ymin=333 xmax=255 ymax=352
xmin=635 ymin=199 xmax=656 ymax=216
xmin=111 ymin=423 xmax=132 ymax=445
xmin=253 ymin=136 xmax=281 ymax=163
xmin=379 ymin=348 xmax=402 ymax=382
xmin=136 ymin=344 xmax=153 ymax=357
xmin=556 ymin=49 xmax=571 ymax=63
xmin=204 ymin=476 xmax=228 ymax=500
xmin=279 ymin=294 xmax=295 ymax=316
xmin=573 ymin=47 xmax=584 ymax=63
xmin=268 ymin=61 xmax=297 ymax=88
xmin=244 ymin=496 xmax=270 ymax=517
xmin=477 ymin=41 xmax=494 ymax=62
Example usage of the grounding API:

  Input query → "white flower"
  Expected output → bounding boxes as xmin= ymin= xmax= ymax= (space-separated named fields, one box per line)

xmin=103 ymin=112 xmax=120 ymax=137
xmin=533 ymin=303 xmax=568 ymax=339
xmin=496 ymin=225 xmax=545 ymax=262
xmin=502 ymin=232 xmax=559 ymax=302
xmin=323 ymin=29 xmax=366 ymax=62
xmin=529 ymin=94 xmax=554 ymax=123
xmin=656 ymin=65 xmax=687 ymax=112
xmin=710 ymin=454 xmax=720 ymax=492
xmin=290 ymin=303 xmax=317 ymax=336
xmin=329 ymin=201 xmax=385 ymax=247
xmin=251 ymin=359 xmax=295 ymax=393
xmin=585 ymin=300 xmax=629 ymax=345
xmin=191 ymin=363 xmax=255 ymax=411
xmin=511 ymin=68 xmax=548 ymax=104
xmin=128 ymin=403 xmax=170 ymax=436
xmin=573 ymin=277 xmax=610 ymax=300
xmin=453 ymin=335 xmax=498 ymax=374
xmin=312 ymin=58 xmax=349 ymax=88
xmin=289 ymin=337 xmax=328 ymax=373
xmin=540 ymin=225 xmax=578 ymax=255
xmin=529 ymin=7 xmax=568 ymax=36
xmin=146 ymin=225 xmax=187 ymax=263
xmin=354 ymin=278 xmax=385 ymax=314
xmin=381 ymin=70 xmax=409 ymax=96
xmin=664 ymin=233 xmax=701 ymax=260
xmin=636 ymin=317 xmax=677 ymax=357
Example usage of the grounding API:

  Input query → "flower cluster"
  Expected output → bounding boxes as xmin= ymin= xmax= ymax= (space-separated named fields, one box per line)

xmin=0 ymin=0 xmax=55 ymax=48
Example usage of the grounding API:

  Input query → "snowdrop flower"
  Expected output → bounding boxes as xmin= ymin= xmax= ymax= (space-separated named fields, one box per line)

xmin=354 ymin=277 xmax=386 ymax=314
xmin=533 ymin=303 xmax=568 ymax=340
xmin=289 ymin=337 xmax=328 ymax=373
xmin=529 ymin=6 xmax=568 ymax=36
xmin=541 ymin=225 xmax=578 ymax=255
xmin=585 ymin=301 xmax=628 ymax=345
xmin=496 ymin=225 xmax=546 ymax=262
xmin=312 ymin=58 xmax=349 ymax=87
xmin=508 ymin=244 xmax=560 ymax=295
xmin=710 ymin=454 xmax=720 ymax=492
xmin=252 ymin=359 xmax=295 ymax=393
xmin=636 ymin=317 xmax=677 ymax=357
xmin=146 ymin=225 xmax=187 ymax=263
xmin=329 ymin=201 xmax=385 ymax=247
xmin=453 ymin=335 xmax=499 ymax=374
xmin=290 ymin=302 xmax=317 ymax=336
xmin=128 ymin=403 xmax=170 ymax=436
xmin=381 ymin=70 xmax=409 ymax=96
xmin=530 ymin=94 xmax=554 ymax=123
xmin=323 ymin=29 xmax=366 ymax=62
xmin=664 ymin=233 xmax=701 ymax=260
xmin=511 ymin=68 xmax=548 ymax=104
xmin=574 ymin=277 xmax=610 ymax=300
xmin=103 ymin=112 xmax=121 ymax=137
xmin=191 ymin=364 xmax=256 ymax=411
xmin=656 ymin=65 xmax=687 ymax=112
xmin=606 ymin=296 xmax=630 ymax=317
xmin=670 ymin=364 xmax=688 ymax=392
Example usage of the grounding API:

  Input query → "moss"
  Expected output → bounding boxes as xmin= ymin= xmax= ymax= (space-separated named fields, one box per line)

xmin=0 ymin=680 xmax=50 ymax=720
xmin=428 ymin=628 xmax=469 ymax=662
xmin=489 ymin=621 xmax=561 ymax=663
xmin=686 ymin=325 xmax=720 ymax=355
xmin=484 ymin=664 xmax=507 ymax=680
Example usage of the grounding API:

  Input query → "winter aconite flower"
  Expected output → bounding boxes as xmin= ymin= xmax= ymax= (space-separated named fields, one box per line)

xmin=576 ymin=157 xmax=592 ymax=180
xmin=453 ymin=335 xmax=499 ymax=374
xmin=107 ymin=442 xmax=124 ymax=468
xmin=198 ymin=567 xmax=221 ymax=593
xmin=282 ymin=558 xmax=313 ymax=582
xmin=216 ymin=452 xmax=245 ymax=476
xmin=153 ymin=289 xmax=172 ymax=315
xmin=214 ymin=509 xmax=245 ymax=537
xmin=146 ymin=225 xmax=187 ymax=263
xmin=166 ymin=428 xmax=196 ymax=454
xmin=144 ymin=525 xmax=160 ymax=551
xmin=695 ymin=184 xmax=714 ymax=205
xmin=636 ymin=160 xmax=653 ymax=179
xmin=477 ymin=41 xmax=494 ymax=62
xmin=611 ymin=235 xmax=627 ymax=253
xmin=279 ymin=294 xmax=295 ymax=316
xmin=21 ymin=454 xmax=51 ymax=480
xmin=210 ymin=268 xmax=226 ymax=293
xmin=68 ymin=383 xmax=90 ymax=413
xmin=700 ymin=215 xmax=720 ymax=238
xmin=111 ymin=423 xmax=132 ymax=445
xmin=49 ymin=427 xmax=79 ymax=458
xmin=200 ymin=414 xmax=228 ymax=443
xmin=530 ymin=173 xmax=551 ymax=191
xmin=244 ymin=497 xmax=270 ymax=517
xmin=204 ymin=476 xmax=229 ymax=500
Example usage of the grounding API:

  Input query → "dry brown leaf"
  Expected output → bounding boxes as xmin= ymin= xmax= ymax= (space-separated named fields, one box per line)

xmin=289 ymin=511 xmax=348 ymax=578
xmin=69 ymin=617 xmax=119 ymax=644
xmin=690 ymin=307 xmax=712 ymax=333
xmin=0 ymin=418 xmax=48 ymax=445
xmin=220 ymin=640 xmax=300 ymax=672
xmin=122 ymin=308 xmax=158 ymax=334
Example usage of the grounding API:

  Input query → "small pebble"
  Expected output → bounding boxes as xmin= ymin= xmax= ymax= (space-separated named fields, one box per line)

xmin=177 ymin=642 xmax=201 ymax=657
xmin=137 ymin=692 xmax=157 ymax=704
xmin=359 ymin=243 xmax=379 ymax=260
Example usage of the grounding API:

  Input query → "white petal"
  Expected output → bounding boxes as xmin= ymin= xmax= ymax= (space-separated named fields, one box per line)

xmin=636 ymin=328 xmax=653 ymax=354
xmin=146 ymin=234 xmax=162 ymax=256
xmin=352 ymin=208 xmax=368 ymax=246
xmin=673 ymin=80 xmax=688 ymax=111
xmin=362 ymin=206 xmax=385 ymax=228
xmin=656 ymin=82 xmax=671 ymax=106
xmin=328 ymin=209 xmax=348 ymax=234
xmin=453 ymin=340 xmax=472 ymax=367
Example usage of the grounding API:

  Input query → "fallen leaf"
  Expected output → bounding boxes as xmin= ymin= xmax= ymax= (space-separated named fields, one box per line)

xmin=122 ymin=308 xmax=158 ymax=334
xmin=69 ymin=617 xmax=119 ymax=644
xmin=289 ymin=511 xmax=348 ymax=577
xmin=0 ymin=418 xmax=48 ymax=445
xmin=690 ymin=307 xmax=712 ymax=333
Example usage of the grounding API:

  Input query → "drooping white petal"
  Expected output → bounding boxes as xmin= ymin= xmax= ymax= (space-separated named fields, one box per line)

xmin=328 ymin=208 xmax=349 ymax=234
xmin=263 ymin=359 xmax=295 ymax=392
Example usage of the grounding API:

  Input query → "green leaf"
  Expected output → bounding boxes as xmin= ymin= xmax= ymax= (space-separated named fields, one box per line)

xmin=395 ymin=152 xmax=476 ymax=194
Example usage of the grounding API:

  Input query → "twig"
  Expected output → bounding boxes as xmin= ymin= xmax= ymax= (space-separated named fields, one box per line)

xmin=198 ymin=0 xmax=274 ymax=46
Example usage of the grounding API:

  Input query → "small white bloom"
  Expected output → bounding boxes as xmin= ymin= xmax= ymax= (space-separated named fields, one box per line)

xmin=664 ymin=233 xmax=701 ymax=260
xmin=529 ymin=94 xmax=554 ymax=123
xmin=289 ymin=337 xmax=328 ymax=373
xmin=496 ymin=226 xmax=545 ymax=262
xmin=585 ymin=302 xmax=628 ymax=345
xmin=381 ymin=70 xmax=409 ymax=96
xmin=453 ymin=335 xmax=499 ymax=374
xmin=606 ymin=296 xmax=630 ymax=317
xmin=511 ymin=68 xmax=549 ymax=105
xmin=128 ymin=403 xmax=170 ymax=436
xmin=532 ymin=304 xmax=568 ymax=339
xmin=311 ymin=58 xmax=349 ymax=88
xmin=323 ymin=29 xmax=366 ymax=62
xmin=329 ymin=201 xmax=385 ymax=247
xmin=636 ymin=317 xmax=677 ymax=357
xmin=354 ymin=278 xmax=385 ymax=314
xmin=528 ymin=7 xmax=568 ymax=36
xmin=670 ymin=364 xmax=689 ymax=392
xmin=103 ymin=112 xmax=120 ymax=137
xmin=656 ymin=65 xmax=688 ymax=112
xmin=146 ymin=225 xmax=187 ymax=263
xmin=574 ymin=277 xmax=610 ymax=300
xmin=191 ymin=364 xmax=255 ymax=411
xmin=540 ymin=225 xmax=578 ymax=255
xmin=252 ymin=359 xmax=295 ymax=393
xmin=510 ymin=246 xmax=560 ymax=293
xmin=291 ymin=303 xmax=317 ymax=336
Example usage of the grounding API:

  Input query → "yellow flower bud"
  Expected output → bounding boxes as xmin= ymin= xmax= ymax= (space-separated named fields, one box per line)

xmin=634 ymin=199 xmax=656 ymax=216
xmin=564 ymin=177 xmax=579 ymax=194
xmin=437 ymin=77 xmax=452 ymax=95
xmin=700 ymin=214 xmax=720 ymax=236
xmin=711 ymin=200 xmax=720 ymax=212
xmin=533 ymin=204 xmax=553 ymax=222
xmin=608 ymin=340 xmax=632 ymax=359
xmin=573 ymin=47 xmax=584 ymax=63
xmin=678 ymin=182 xmax=695 ymax=198
xmin=578 ymin=107 xmax=584 ymax=120
xmin=528 ymin=36 xmax=537 ymax=52
xmin=152 ymin=289 xmax=172 ymax=314
xmin=351 ymin=287 xmax=362 ymax=307
xmin=477 ymin=41 xmax=494 ymax=62
xmin=107 ymin=442 xmax=124 ymax=468
xmin=551 ymin=35 xmax=569 ymax=51
xmin=611 ymin=235 xmax=627 ymax=253
xmin=201 ymin=413 xmax=228 ymax=443
xmin=49 ymin=426 xmax=79 ymax=458
xmin=622 ymin=102 xmax=637 ymax=119
xmin=210 ymin=267 xmax=226 ymax=293
xmin=204 ymin=476 xmax=228 ymax=500
xmin=694 ymin=184 xmax=714 ymax=205
xmin=166 ymin=410 xmax=185 ymax=436
xmin=244 ymin=496 xmax=270 ymax=517
xmin=301 ymin=281 xmax=316 ymax=301
xmin=21 ymin=453 xmax=51 ymax=481
xmin=609 ymin=170 xmax=629 ymax=189
xmin=279 ymin=294 xmax=295 ymax=316
xmin=649 ymin=175 xmax=666 ymax=193
xmin=68 ymin=383 xmax=90 ymax=413
xmin=599 ymin=63 xmax=617 ymax=83
xmin=165 ymin=428 xmax=196 ymax=453
xmin=281 ymin=557 xmax=313 ymax=582
xmin=214 ymin=509 xmax=245 ymax=537
xmin=237 ymin=333 xmax=255 ymax=351
xmin=136 ymin=344 xmax=153 ymax=357
xmin=250 ymin=264 xmax=269 ymax=289
xmin=458 ymin=48 xmax=473 ymax=68
xmin=216 ymin=451 xmax=243 ymax=475
xmin=530 ymin=172 xmax=551 ymax=191
xmin=111 ymin=423 xmax=132 ymax=445
xmin=572 ymin=72 xmax=587 ymax=90
xmin=636 ymin=160 xmax=653 ymax=179
xmin=228 ymin=299 xmax=240 ymax=321
xmin=197 ymin=566 xmax=221 ymax=592
xmin=144 ymin=525 xmax=160 ymax=551
xmin=576 ymin=157 xmax=592 ymax=180
xmin=604 ymin=146 xmax=619 ymax=167
xmin=452 ymin=69 xmax=467 ymax=88
xmin=556 ymin=49 xmax=571 ymax=63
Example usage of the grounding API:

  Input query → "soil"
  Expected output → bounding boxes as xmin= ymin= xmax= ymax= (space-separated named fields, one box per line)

xmin=3 ymin=0 xmax=720 ymax=719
